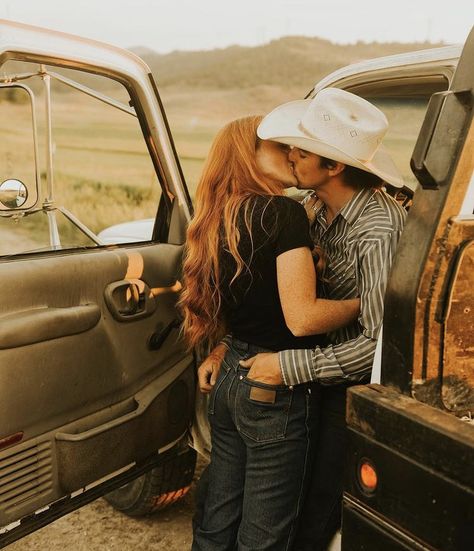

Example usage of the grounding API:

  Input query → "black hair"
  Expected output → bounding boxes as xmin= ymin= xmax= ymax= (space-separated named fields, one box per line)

xmin=319 ymin=156 xmax=384 ymax=189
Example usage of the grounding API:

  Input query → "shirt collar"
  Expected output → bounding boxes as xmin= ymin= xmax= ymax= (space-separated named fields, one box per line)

xmin=338 ymin=187 xmax=376 ymax=226
xmin=313 ymin=199 xmax=328 ymax=229
xmin=312 ymin=187 xmax=376 ymax=231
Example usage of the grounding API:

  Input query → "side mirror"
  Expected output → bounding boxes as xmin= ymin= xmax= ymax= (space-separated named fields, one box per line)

xmin=0 ymin=179 xmax=29 ymax=209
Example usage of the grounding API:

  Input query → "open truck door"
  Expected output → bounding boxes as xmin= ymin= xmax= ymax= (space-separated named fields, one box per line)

xmin=0 ymin=20 xmax=196 ymax=547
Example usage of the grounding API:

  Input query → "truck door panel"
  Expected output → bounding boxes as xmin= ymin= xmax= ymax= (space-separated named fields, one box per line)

xmin=0 ymin=243 xmax=194 ymax=525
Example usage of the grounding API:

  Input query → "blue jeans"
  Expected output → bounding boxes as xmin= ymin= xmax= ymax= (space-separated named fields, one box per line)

xmin=293 ymin=384 xmax=350 ymax=551
xmin=192 ymin=338 xmax=317 ymax=551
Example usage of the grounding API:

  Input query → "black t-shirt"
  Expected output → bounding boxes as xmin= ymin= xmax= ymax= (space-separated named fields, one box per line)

xmin=219 ymin=195 xmax=326 ymax=351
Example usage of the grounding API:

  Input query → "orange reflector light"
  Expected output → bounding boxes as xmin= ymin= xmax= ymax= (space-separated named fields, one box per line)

xmin=359 ymin=460 xmax=378 ymax=492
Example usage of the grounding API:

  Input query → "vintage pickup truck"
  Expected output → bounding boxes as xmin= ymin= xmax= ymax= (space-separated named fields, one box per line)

xmin=0 ymin=18 xmax=472 ymax=550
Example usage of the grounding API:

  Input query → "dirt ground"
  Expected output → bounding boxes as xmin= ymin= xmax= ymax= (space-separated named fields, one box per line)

xmin=6 ymin=457 xmax=342 ymax=551
xmin=7 ymin=460 xmax=207 ymax=551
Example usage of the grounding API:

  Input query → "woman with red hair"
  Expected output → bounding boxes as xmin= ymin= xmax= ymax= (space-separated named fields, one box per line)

xmin=180 ymin=115 xmax=359 ymax=551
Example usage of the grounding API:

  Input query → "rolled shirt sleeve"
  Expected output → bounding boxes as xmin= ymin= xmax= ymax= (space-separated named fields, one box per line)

xmin=279 ymin=231 xmax=401 ymax=386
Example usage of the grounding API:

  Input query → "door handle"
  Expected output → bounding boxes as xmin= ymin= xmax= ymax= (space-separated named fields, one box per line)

xmin=148 ymin=318 xmax=181 ymax=350
xmin=105 ymin=279 xmax=156 ymax=322
xmin=118 ymin=282 xmax=145 ymax=316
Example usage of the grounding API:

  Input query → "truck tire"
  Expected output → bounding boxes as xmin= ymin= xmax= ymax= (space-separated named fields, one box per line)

xmin=104 ymin=446 xmax=197 ymax=516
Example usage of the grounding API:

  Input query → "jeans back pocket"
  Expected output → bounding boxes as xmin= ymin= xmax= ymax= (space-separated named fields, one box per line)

xmin=236 ymin=377 xmax=292 ymax=443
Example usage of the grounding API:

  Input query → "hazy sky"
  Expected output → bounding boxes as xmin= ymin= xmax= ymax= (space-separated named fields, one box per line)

xmin=1 ymin=0 xmax=472 ymax=53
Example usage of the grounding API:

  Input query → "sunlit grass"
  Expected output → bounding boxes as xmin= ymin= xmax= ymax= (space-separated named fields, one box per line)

xmin=1 ymin=93 xmax=210 ymax=251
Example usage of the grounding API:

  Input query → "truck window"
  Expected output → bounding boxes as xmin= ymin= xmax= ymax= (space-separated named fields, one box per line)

xmin=0 ymin=62 xmax=162 ymax=257
xmin=366 ymin=96 xmax=432 ymax=192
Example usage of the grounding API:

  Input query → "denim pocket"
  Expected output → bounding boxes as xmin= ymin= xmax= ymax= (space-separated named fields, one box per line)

xmin=236 ymin=377 xmax=292 ymax=443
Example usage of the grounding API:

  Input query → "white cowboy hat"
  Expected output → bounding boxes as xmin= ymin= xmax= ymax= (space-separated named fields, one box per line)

xmin=257 ymin=88 xmax=405 ymax=188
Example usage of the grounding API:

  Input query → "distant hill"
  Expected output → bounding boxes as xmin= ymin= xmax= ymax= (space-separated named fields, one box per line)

xmin=3 ymin=35 xmax=445 ymax=100
xmin=136 ymin=36 xmax=445 ymax=90
xmin=1 ymin=35 xmax=448 ymax=140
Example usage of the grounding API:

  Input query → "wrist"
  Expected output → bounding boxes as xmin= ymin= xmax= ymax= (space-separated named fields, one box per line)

xmin=210 ymin=343 xmax=227 ymax=360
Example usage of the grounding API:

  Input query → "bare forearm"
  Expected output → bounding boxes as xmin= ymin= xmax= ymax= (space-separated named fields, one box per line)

xmin=289 ymin=297 xmax=360 ymax=336
xmin=277 ymin=248 xmax=360 ymax=337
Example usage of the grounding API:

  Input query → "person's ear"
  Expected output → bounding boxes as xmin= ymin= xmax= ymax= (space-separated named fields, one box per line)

xmin=328 ymin=162 xmax=346 ymax=177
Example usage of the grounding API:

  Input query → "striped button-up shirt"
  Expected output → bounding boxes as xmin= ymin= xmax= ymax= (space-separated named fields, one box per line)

xmin=279 ymin=187 xmax=406 ymax=386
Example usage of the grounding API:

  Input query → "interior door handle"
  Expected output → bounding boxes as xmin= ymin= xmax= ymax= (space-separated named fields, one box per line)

xmin=119 ymin=282 xmax=144 ymax=316
xmin=148 ymin=318 xmax=181 ymax=350
xmin=105 ymin=279 xmax=156 ymax=322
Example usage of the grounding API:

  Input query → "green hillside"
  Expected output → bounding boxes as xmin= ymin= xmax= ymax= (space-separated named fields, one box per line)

xmin=4 ymin=35 xmax=444 ymax=117
xmin=140 ymin=36 xmax=445 ymax=91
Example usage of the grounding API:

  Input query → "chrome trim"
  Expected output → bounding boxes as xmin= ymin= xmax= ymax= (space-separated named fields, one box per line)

xmin=57 ymin=207 xmax=104 ymax=246
xmin=0 ymin=71 xmax=38 ymax=83
xmin=0 ymin=82 xmax=41 ymax=209
xmin=46 ymin=209 xmax=61 ymax=249
xmin=41 ymin=66 xmax=54 ymax=205
xmin=344 ymin=493 xmax=432 ymax=550
xmin=48 ymin=71 xmax=136 ymax=117
xmin=312 ymin=46 xmax=460 ymax=96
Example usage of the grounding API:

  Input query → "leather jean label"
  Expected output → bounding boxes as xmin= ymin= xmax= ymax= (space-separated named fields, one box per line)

xmin=249 ymin=386 xmax=276 ymax=404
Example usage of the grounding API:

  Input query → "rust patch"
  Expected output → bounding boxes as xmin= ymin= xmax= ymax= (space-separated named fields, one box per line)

xmin=443 ymin=240 xmax=474 ymax=413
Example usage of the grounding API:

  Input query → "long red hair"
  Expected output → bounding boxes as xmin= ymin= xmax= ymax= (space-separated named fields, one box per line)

xmin=180 ymin=116 xmax=284 ymax=350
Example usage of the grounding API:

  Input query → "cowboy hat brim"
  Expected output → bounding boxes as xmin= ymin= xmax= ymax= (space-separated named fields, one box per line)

xmin=257 ymin=99 xmax=405 ymax=188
